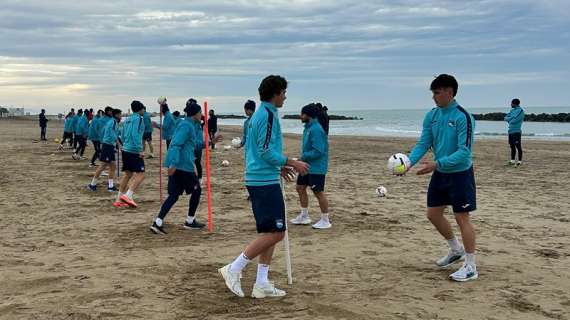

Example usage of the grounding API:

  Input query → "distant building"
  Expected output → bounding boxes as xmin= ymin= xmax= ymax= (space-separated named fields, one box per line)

xmin=8 ymin=107 xmax=25 ymax=116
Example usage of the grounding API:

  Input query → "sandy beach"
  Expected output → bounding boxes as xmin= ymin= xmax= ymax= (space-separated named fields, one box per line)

xmin=1 ymin=118 xmax=569 ymax=320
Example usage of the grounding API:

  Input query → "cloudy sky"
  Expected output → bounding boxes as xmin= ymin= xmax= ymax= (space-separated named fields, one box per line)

xmin=1 ymin=0 xmax=569 ymax=114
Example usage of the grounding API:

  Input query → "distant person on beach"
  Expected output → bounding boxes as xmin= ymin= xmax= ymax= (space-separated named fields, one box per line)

xmin=406 ymin=74 xmax=478 ymax=282
xmin=87 ymin=108 xmax=122 ymax=192
xmin=240 ymin=100 xmax=256 ymax=148
xmin=71 ymin=108 xmax=80 ymax=149
xmin=173 ymin=111 xmax=182 ymax=127
xmin=88 ymin=110 xmax=103 ymax=167
xmin=290 ymin=103 xmax=331 ymax=229
xmin=218 ymin=75 xmax=309 ymax=299
xmin=142 ymin=106 xmax=155 ymax=158
xmin=315 ymin=103 xmax=330 ymax=135
xmin=504 ymin=98 xmax=525 ymax=166
xmin=150 ymin=101 xmax=207 ymax=234
xmin=39 ymin=109 xmax=48 ymax=141
xmin=208 ymin=109 xmax=218 ymax=149
xmin=72 ymin=109 xmax=89 ymax=160
xmin=159 ymin=102 xmax=175 ymax=150
xmin=113 ymin=101 xmax=146 ymax=208
xmin=58 ymin=110 xmax=75 ymax=149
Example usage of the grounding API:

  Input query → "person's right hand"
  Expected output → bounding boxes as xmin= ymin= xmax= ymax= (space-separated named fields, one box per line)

xmin=287 ymin=158 xmax=309 ymax=176
xmin=168 ymin=167 xmax=176 ymax=176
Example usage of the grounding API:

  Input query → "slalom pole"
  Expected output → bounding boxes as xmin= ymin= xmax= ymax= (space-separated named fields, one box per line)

xmin=116 ymin=145 xmax=120 ymax=178
xmin=159 ymin=109 xmax=163 ymax=203
xmin=204 ymin=101 xmax=214 ymax=232
xmin=281 ymin=177 xmax=293 ymax=285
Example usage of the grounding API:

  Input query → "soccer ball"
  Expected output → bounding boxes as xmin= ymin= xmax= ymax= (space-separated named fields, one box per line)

xmin=221 ymin=160 xmax=230 ymax=167
xmin=157 ymin=96 xmax=167 ymax=105
xmin=231 ymin=137 xmax=242 ymax=148
xmin=376 ymin=186 xmax=387 ymax=197
xmin=387 ymin=153 xmax=411 ymax=175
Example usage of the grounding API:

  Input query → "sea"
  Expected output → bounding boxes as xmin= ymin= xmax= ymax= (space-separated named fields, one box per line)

xmin=217 ymin=106 xmax=570 ymax=141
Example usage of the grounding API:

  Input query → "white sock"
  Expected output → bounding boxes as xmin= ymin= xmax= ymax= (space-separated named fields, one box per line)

xmin=155 ymin=217 xmax=163 ymax=227
xmin=229 ymin=252 xmax=251 ymax=273
xmin=465 ymin=253 xmax=476 ymax=266
xmin=126 ymin=189 xmax=134 ymax=199
xmin=447 ymin=237 xmax=463 ymax=252
xmin=90 ymin=177 xmax=97 ymax=186
xmin=108 ymin=179 xmax=114 ymax=188
xmin=186 ymin=216 xmax=195 ymax=224
xmin=301 ymin=207 xmax=308 ymax=216
xmin=321 ymin=213 xmax=329 ymax=222
xmin=255 ymin=264 xmax=270 ymax=286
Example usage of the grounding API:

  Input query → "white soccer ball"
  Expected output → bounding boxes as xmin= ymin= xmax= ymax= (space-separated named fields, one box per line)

xmin=387 ymin=153 xmax=411 ymax=175
xmin=223 ymin=145 xmax=232 ymax=150
xmin=157 ymin=96 xmax=167 ymax=105
xmin=221 ymin=160 xmax=230 ymax=167
xmin=231 ymin=137 xmax=242 ymax=148
xmin=376 ymin=185 xmax=387 ymax=197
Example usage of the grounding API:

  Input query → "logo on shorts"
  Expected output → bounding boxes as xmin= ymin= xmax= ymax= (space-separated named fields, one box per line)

xmin=448 ymin=120 xmax=456 ymax=127
xmin=276 ymin=219 xmax=284 ymax=229
xmin=141 ymin=166 xmax=145 ymax=171
xmin=461 ymin=203 xmax=470 ymax=209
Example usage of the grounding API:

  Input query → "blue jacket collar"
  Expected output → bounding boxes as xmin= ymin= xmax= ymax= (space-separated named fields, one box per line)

xmin=304 ymin=118 xmax=318 ymax=128
xmin=261 ymin=101 xmax=277 ymax=113
xmin=441 ymin=99 xmax=459 ymax=112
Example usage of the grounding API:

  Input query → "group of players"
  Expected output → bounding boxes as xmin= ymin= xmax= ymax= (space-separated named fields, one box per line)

xmin=49 ymin=73 xmax=526 ymax=299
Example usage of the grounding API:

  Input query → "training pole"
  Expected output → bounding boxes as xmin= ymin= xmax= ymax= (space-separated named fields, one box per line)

xmin=116 ymin=145 xmax=120 ymax=178
xmin=281 ymin=177 xmax=293 ymax=285
xmin=203 ymin=101 xmax=214 ymax=232
xmin=159 ymin=110 xmax=163 ymax=203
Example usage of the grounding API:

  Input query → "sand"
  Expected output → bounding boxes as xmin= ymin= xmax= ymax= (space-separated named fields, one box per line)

xmin=0 ymin=118 xmax=569 ymax=320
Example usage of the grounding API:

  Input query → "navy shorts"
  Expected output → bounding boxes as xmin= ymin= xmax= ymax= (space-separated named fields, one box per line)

xmin=143 ymin=132 xmax=152 ymax=141
xmin=428 ymin=167 xmax=477 ymax=213
xmin=246 ymin=184 xmax=286 ymax=233
xmin=122 ymin=151 xmax=145 ymax=173
xmin=296 ymin=174 xmax=326 ymax=192
xmin=100 ymin=143 xmax=116 ymax=163
xmin=508 ymin=132 xmax=521 ymax=145
xmin=168 ymin=170 xmax=200 ymax=196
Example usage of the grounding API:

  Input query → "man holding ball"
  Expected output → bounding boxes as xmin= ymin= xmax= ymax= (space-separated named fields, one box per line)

xmin=407 ymin=74 xmax=478 ymax=282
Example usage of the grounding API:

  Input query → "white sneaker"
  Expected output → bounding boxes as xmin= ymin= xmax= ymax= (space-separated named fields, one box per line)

xmin=218 ymin=264 xmax=244 ymax=297
xmin=311 ymin=218 xmax=332 ymax=229
xmin=516 ymin=161 xmax=522 ymax=166
xmin=290 ymin=213 xmax=311 ymax=225
xmin=251 ymin=282 xmax=286 ymax=298
xmin=449 ymin=263 xmax=478 ymax=282
xmin=436 ymin=249 xmax=465 ymax=267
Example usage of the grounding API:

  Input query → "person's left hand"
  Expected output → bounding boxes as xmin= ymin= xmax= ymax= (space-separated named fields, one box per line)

xmin=416 ymin=160 xmax=437 ymax=175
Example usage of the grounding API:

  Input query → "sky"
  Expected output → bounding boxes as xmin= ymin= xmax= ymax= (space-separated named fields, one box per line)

xmin=1 ymin=0 xmax=569 ymax=114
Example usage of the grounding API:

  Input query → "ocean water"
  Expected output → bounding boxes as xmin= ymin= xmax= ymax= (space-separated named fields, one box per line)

xmin=218 ymin=106 xmax=570 ymax=141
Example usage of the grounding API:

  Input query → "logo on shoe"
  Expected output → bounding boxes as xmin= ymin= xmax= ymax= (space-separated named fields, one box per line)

xmin=276 ymin=219 xmax=284 ymax=229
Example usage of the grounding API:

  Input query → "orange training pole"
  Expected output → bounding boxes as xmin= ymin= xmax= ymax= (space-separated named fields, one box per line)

xmin=204 ymin=101 xmax=213 ymax=232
